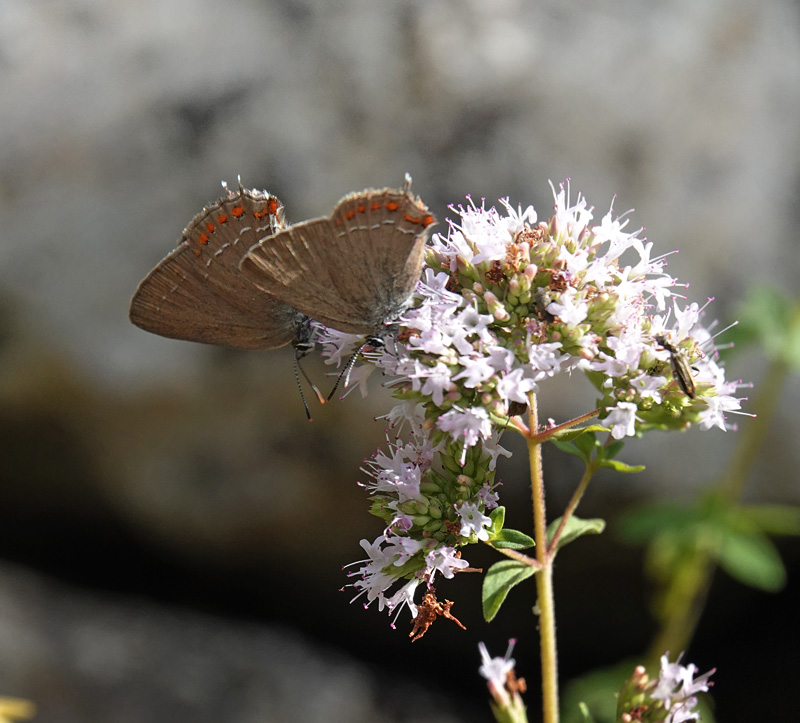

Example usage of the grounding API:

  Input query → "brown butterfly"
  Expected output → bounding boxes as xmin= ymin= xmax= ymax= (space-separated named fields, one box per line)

xmin=130 ymin=176 xmax=435 ymax=405
xmin=130 ymin=182 xmax=312 ymax=353
xmin=129 ymin=183 xmax=321 ymax=415
xmin=239 ymin=175 xmax=435 ymax=338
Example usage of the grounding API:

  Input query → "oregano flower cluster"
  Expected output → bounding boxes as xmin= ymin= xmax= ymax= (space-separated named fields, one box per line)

xmin=322 ymin=181 xmax=745 ymax=624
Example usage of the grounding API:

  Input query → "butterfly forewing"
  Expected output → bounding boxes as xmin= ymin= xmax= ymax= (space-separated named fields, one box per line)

xmin=130 ymin=187 xmax=307 ymax=350
xmin=240 ymin=183 xmax=435 ymax=336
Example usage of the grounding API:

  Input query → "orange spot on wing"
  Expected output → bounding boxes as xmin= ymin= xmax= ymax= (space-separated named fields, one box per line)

xmin=198 ymin=233 xmax=210 ymax=245
xmin=193 ymin=247 xmax=202 ymax=256
xmin=345 ymin=209 xmax=356 ymax=221
xmin=205 ymin=222 xmax=215 ymax=233
xmin=232 ymin=205 xmax=245 ymax=218
xmin=357 ymin=204 xmax=366 ymax=214
xmin=386 ymin=201 xmax=400 ymax=212
xmin=268 ymin=197 xmax=279 ymax=215
xmin=404 ymin=213 xmax=434 ymax=227
xmin=217 ymin=213 xmax=228 ymax=224
xmin=370 ymin=202 xmax=381 ymax=211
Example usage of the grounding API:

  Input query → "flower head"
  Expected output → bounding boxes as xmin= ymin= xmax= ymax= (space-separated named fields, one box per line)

xmin=617 ymin=654 xmax=714 ymax=723
xmin=478 ymin=640 xmax=527 ymax=718
xmin=328 ymin=181 xmax=747 ymax=624
xmin=331 ymin=181 xmax=745 ymax=449
xmin=651 ymin=653 xmax=715 ymax=722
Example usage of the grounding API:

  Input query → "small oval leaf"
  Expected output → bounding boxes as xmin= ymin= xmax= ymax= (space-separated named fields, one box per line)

xmin=490 ymin=528 xmax=536 ymax=550
xmin=482 ymin=560 xmax=537 ymax=622
xmin=718 ymin=529 xmax=787 ymax=592
xmin=600 ymin=459 xmax=646 ymax=473
xmin=489 ymin=506 xmax=507 ymax=535
xmin=547 ymin=516 xmax=606 ymax=550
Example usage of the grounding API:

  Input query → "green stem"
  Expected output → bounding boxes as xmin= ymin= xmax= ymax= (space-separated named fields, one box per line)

xmin=528 ymin=393 xmax=559 ymax=723
xmin=490 ymin=545 xmax=543 ymax=570
xmin=547 ymin=463 xmax=597 ymax=557
xmin=646 ymin=551 xmax=715 ymax=666
xmin=531 ymin=408 xmax=602 ymax=444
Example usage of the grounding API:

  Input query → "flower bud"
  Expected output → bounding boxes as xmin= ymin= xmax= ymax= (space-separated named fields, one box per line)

xmin=484 ymin=291 xmax=511 ymax=321
xmin=424 ymin=519 xmax=444 ymax=533
xmin=456 ymin=473 xmax=474 ymax=487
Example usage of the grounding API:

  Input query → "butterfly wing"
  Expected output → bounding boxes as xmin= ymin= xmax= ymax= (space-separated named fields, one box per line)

xmin=240 ymin=181 xmax=435 ymax=336
xmin=130 ymin=185 xmax=306 ymax=350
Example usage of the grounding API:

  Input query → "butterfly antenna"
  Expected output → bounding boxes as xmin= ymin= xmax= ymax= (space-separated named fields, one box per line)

xmin=297 ymin=351 xmax=325 ymax=405
xmin=290 ymin=317 xmax=324 ymax=420
xmin=293 ymin=350 xmax=326 ymax=421
xmin=292 ymin=352 xmax=313 ymax=422
xmin=327 ymin=338 xmax=376 ymax=402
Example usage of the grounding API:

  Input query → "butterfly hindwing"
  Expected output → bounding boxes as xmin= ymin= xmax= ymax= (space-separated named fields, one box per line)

xmin=240 ymin=182 xmax=435 ymax=336
xmin=129 ymin=186 xmax=306 ymax=350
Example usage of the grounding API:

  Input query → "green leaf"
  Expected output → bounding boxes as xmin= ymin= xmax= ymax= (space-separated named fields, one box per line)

xmin=547 ymin=516 xmax=606 ymax=550
xmin=738 ymin=504 xmax=800 ymax=536
xmin=550 ymin=440 xmax=586 ymax=459
xmin=604 ymin=439 xmax=625 ymax=459
xmin=717 ymin=528 xmax=786 ymax=591
xmin=574 ymin=430 xmax=599 ymax=455
xmin=488 ymin=506 xmax=507 ymax=535
xmin=599 ymin=458 xmax=645 ymax=473
xmin=730 ymin=286 xmax=800 ymax=367
xmin=561 ymin=660 xmax=638 ymax=723
xmin=490 ymin=528 xmax=535 ymax=550
xmin=617 ymin=502 xmax=700 ymax=543
xmin=550 ymin=425 xmax=608 ymax=444
xmin=482 ymin=560 xmax=537 ymax=622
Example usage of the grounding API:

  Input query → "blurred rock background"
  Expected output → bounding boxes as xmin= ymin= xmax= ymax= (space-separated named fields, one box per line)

xmin=1 ymin=0 xmax=799 ymax=721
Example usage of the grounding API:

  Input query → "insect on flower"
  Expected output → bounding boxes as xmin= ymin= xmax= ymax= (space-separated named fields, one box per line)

xmin=534 ymin=286 xmax=556 ymax=323
xmin=655 ymin=334 xmax=697 ymax=399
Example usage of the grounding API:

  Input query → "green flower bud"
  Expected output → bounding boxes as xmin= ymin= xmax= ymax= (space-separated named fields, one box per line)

xmin=423 ymin=519 xmax=443 ymax=533
xmin=441 ymin=453 xmax=463 ymax=475
xmin=398 ymin=500 xmax=427 ymax=516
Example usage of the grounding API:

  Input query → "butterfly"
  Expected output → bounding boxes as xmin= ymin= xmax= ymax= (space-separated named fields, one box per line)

xmin=239 ymin=174 xmax=435 ymax=339
xmin=130 ymin=176 xmax=435 ymax=407
xmin=130 ymin=182 xmax=312 ymax=353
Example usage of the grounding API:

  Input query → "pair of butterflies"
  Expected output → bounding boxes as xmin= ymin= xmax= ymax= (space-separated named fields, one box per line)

xmin=129 ymin=177 xmax=436 ymax=403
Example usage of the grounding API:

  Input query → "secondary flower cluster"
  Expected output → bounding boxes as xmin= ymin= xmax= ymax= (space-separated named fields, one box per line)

xmin=341 ymin=429 xmax=506 ymax=623
xmin=325 ymin=182 xmax=745 ymax=622
xmin=478 ymin=639 xmax=527 ymax=721
xmin=617 ymin=653 xmax=715 ymax=723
